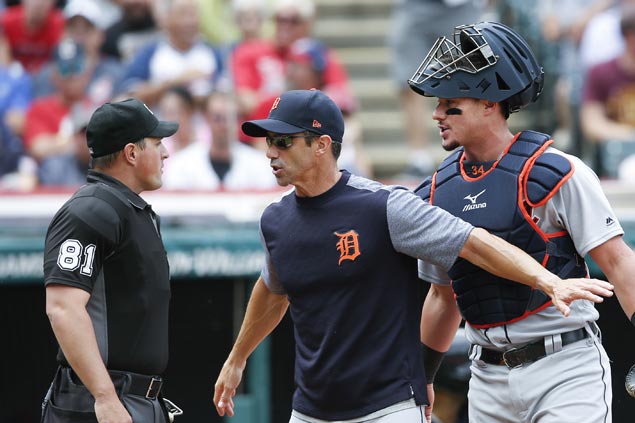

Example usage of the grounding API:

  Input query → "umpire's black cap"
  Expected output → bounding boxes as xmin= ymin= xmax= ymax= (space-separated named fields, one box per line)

xmin=242 ymin=89 xmax=344 ymax=142
xmin=86 ymin=98 xmax=179 ymax=158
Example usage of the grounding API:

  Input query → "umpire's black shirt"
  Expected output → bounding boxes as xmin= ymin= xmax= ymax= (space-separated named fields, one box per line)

xmin=44 ymin=170 xmax=170 ymax=375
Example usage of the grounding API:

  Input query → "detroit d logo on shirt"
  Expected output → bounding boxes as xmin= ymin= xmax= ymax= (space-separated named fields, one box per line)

xmin=334 ymin=230 xmax=360 ymax=265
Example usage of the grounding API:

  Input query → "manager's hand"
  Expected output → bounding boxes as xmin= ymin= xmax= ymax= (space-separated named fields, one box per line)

xmin=547 ymin=276 xmax=614 ymax=316
xmin=213 ymin=361 xmax=245 ymax=417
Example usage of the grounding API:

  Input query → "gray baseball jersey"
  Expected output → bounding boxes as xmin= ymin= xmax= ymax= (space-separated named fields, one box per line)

xmin=419 ymin=148 xmax=618 ymax=422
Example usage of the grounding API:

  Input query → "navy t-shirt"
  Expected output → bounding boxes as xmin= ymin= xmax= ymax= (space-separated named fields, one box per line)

xmin=260 ymin=171 xmax=472 ymax=420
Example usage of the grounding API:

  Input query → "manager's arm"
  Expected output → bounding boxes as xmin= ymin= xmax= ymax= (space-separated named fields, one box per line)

xmin=214 ymin=277 xmax=289 ymax=417
xmin=459 ymin=227 xmax=614 ymax=316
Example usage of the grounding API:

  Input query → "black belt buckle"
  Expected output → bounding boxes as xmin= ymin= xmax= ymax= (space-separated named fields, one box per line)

xmin=502 ymin=342 xmax=546 ymax=368
xmin=146 ymin=377 xmax=162 ymax=399
xmin=479 ymin=327 xmax=590 ymax=369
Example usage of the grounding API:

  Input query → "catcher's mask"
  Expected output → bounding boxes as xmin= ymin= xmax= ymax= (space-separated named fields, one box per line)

xmin=408 ymin=22 xmax=544 ymax=115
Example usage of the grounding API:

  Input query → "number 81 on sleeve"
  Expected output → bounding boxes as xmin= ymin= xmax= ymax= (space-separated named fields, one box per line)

xmin=57 ymin=239 xmax=96 ymax=276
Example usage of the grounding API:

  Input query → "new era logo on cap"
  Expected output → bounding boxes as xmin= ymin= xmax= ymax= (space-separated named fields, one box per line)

xmin=241 ymin=90 xmax=344 ymax=142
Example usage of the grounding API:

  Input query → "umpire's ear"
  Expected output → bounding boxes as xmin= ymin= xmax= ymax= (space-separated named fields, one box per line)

xmin=122 ymin=143 xmax=138 ymax=165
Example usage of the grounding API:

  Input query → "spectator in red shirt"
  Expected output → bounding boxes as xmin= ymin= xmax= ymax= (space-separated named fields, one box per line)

xmin=249 ymin=38 xmax=371 ymax=176
xmin=0 ymin=0 xmax=64 ymax=73
xmin=231 ymin=0 xmax=350 ymax=143
xmin=23 ymin=39 xmax=93 ymax=186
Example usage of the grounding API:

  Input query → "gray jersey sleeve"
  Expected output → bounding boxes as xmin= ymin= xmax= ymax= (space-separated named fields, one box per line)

xmin=387 ymin=188 xmax=473 ymax=271
xmin=259 ymin=223 xmax=286 ymax=295
xmin=535 ymin=151 xmax=624 ymax=257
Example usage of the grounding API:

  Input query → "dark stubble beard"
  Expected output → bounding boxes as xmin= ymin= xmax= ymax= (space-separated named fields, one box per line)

xmin=442 ymin=140 xmax=460 ymax=151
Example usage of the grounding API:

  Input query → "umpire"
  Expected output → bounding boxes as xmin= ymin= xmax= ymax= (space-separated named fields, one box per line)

xmin=42 ymin=98 xmax=178 ymax=422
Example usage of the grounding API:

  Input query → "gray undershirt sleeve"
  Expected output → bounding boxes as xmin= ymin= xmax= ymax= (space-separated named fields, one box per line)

xmin=387 ymin=188 xmax=473 ymax=271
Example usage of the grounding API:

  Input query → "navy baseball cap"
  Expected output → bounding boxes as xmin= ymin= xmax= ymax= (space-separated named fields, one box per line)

xmin=242 ymin=89 xmax=345 ymax=142
xmin=87 ymin=98 xmax=179 ymax=158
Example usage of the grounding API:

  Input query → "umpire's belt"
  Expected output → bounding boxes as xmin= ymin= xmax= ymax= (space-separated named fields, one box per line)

xmin=475 ymin=328 xmax=589 ymax=369
xmin=65 ymin=367 xmax=163 ymax=399
xmin=108 ymin=369 xmax=163 ymax=399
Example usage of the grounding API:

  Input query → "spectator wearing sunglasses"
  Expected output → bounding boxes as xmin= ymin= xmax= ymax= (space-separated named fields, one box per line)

xmin=212 ymin=89 xmax=614 ymax=423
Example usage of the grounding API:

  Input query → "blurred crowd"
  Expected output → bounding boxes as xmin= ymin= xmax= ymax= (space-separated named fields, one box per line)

xmin=0 ymin=0 xmax=367 ymax=192
xmin=389 ymin=0 xmax=635 ymax=183
xmin=0 ymin=0 xmax=634 ymax=193
xmin=499 ymin=0 xmax=635 ymax=182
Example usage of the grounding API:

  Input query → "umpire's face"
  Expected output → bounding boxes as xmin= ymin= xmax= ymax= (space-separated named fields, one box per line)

xmin=134 ymin=136 xmax=170 ymax=192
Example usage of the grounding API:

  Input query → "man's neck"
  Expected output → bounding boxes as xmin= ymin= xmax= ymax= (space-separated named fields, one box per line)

xmin=462 ymin=131 xmax=515 ymax=162
xmin=294 ymin=168 xmax=341 ymax=198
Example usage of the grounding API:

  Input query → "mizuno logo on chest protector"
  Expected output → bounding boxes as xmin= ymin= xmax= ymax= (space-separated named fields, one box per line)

xmin=462 ymin=189 xmax=487 ymax=212
xmin=334 ymin=230 xmax=361 ymax=265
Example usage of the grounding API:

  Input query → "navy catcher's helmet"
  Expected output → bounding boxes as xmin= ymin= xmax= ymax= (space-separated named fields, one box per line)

xmin=408 ymin=22 xmax=544 ymax=115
